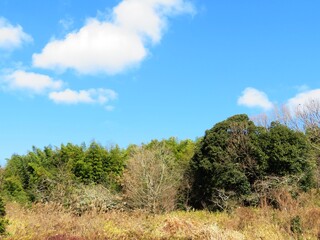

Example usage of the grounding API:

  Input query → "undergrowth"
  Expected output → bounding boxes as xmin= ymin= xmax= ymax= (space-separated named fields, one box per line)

xmin=2 ymin=190 xmax=320 ymax=240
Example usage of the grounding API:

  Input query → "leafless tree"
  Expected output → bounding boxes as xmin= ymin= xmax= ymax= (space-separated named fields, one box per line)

xmin=294 ymin=100 xmax=320 ymax=145
xmin=123 ymin=144 xmax=183 ymax=213
xmin=273 ymin=104 xmax=299 ymax=130
xmin=251 ymin=113 xmax=270 ymax=129
xmin=293 ymin=100 xmax=320 ymax=187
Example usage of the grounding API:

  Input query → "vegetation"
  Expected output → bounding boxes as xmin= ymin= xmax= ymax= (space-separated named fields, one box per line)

xmin=1 ymin=143 xmax=126 ymax=206
xmin=123 ymin=143 xmax=185 ymax=213
xmin=1 ymin=101 xmax=320 ymax=239
xmin=189 ymin=115 xmax=315 ymax=211
xmin=0 ymin=196 xmax=8 ymax=235
xmin=2 ymin=192 xmax=320 ymax=239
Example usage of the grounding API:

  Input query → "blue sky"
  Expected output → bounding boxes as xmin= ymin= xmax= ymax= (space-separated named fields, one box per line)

xmin=1 ymin=0 xmax=320 ymax=166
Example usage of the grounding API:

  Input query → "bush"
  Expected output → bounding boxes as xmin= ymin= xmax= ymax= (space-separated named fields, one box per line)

xmin=66 ymin=184 xmax=121 ymax=215
xmin=0 ymin=197 xmax=8 ymax=235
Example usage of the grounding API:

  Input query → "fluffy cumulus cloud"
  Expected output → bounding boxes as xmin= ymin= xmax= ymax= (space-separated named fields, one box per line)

xmin=33 ymin=0 xmax=194 ymax=74
xmin=237 ymin=87 xmax=273 ymax=111
xmin=2 ymin=70 xmax=63 ymax=94
xmin=49 ymin=88 xmax=118 ymax=105
xmin=0 ymin=18 xmax=32 ymax=50
xmin=287 ymin=89 xmax=320 ymax=110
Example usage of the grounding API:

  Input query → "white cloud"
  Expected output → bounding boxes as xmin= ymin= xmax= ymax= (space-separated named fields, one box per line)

xmin=238 ymin=87 xmax=273 ymax=110
xmin=49 ymin=88 xmax=118 ymax=105
xmin=3 ymin=70 xmax=63 ymax=94
xmin=33 ymin=0 xmax=194 ymax=75
xmin=0 ymin=18 xmax=32 ymax=50
xmin=287 ymin=89 xmax=320 ymax=110
xmin=33 ymin=20 xmax=147 ymax=74
xmin=113 ymin=0 xmax=194 ymax=43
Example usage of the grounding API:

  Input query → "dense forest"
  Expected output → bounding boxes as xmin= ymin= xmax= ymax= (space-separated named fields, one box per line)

xmin=0 ymin=101 xmax=320 ymax=239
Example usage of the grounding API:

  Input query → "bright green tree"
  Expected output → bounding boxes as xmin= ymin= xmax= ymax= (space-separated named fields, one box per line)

xmin=72 ymin=142 xmax=106 ymax=183
xmin=102 ymin=145 xmax=126 ymax=190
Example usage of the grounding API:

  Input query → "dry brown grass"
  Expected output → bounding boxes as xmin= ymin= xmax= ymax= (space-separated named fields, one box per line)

xmin=2 ymin=203 xmax=243 ymax=240
xmin=2 ymin=191 xmax=320 ymax=240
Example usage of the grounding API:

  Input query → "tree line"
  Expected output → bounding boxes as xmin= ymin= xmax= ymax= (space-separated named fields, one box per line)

xmin=0 ymin=101 xmax=319 ymax=220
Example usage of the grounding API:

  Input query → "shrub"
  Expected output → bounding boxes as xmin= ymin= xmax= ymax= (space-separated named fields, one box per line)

xmin=67 ymin=184 xmax=121 ymax=215
xmin=0 ymin=197 xmax=8 ymax=235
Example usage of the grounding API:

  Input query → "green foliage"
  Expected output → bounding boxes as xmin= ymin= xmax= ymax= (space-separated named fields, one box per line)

xmin=60 ymin=143 xmax=86 ymax=170
xmin=145 ymin=137 xmax=195 ymax=169
xmin=189 ymin=115 xmax=314 ymax=210
xmin=0 ymin=219 xmax=7 ymax=235
xmin=261 ymin=122 xmax=314 ymax=190
xmin=73 ymin=142 xmax=106 ymax=183
xmin=72 ymin=142 xmax=126 ymax=188
xmin=4 ymin=154 xmax=30 ymax=190
xmin=102 ymin=145 xmax=126 ymax=190
xmin=3 ymin=141 xmax=127 ymax=204
xmin=0 ymin=197 xmax=5 ymax=217
xmin=303 ymin=127 xmax=320 ymax=188
xmin=263 ymin=122 xmax=310 ymax=176
xmin=1 ymin=114 xmax=316 ymax=214
xmin=0 ymin=197 xmax=8 ymax=235
xmin=189 ymin=114 xmax=266 ymax=210
xmin=290 ymin=215 xmax=303 ymax=235
xmin=2 ymin=176 xmax=29 ymax=203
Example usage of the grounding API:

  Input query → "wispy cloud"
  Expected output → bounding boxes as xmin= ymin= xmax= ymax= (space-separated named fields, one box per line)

xmin=32 ymin=0 xmax=194 ymax=75
xmin=59 ymin=17 xmax=74 ymax=32
xmin=238 ymin=87 xmax=273 ymax=111
xmin=287 ymin=89 xmax=320 ymax=110
xmin=49 ymin=88 xmax=118 ymax=105
xmin=0 ymin=17 xmax=32 ymax=50
xmin=2 ymin=70 xmax=63 ymax=94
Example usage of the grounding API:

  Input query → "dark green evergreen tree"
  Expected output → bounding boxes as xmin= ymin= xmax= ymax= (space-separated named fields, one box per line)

xmin=189 ymin=115 xmax=314 ymax=210
xmin=189 ymin=114 xmax=267 ymax=210
xmin=261 ymin=121 xmax=314 ymax=189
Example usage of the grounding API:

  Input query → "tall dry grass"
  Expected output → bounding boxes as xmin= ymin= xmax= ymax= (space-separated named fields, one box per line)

xmin=2 ymin=190 xmax=320 ymax=239
xmin=3 ymin=202 xmax=243 ymax=240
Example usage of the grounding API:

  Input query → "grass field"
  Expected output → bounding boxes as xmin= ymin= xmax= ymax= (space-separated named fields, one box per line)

xmin=2 ymin=191 xmax=320 ymax=240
